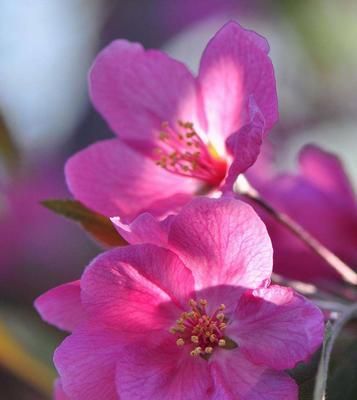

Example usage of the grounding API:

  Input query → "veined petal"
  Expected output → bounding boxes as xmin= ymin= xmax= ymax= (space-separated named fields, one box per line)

xmin=168 ymin=197 xmax=272 ymax=308
xmin=227 ymin=285 xmax=324 ymax=370
xmin=81 ymin=244 xmax=195 ymax=336
xmin=55 ymin=326 xmax=121 ymax=400
xmin=90 ymin=39 xmax=204 ymax=152
xmin=116 ymin=340 xmax=213 ymax=400
xmin=65 ymin=139 xmax=197 ymax=221
xmin=211 ymin=351 xmax=297 ymax=400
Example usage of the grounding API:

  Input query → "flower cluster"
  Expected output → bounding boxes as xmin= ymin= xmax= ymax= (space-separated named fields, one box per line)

xmin=36 ymin=198 xmax=323 ymax=400
xmin=35 ymin=21 xmax=327 ymax=400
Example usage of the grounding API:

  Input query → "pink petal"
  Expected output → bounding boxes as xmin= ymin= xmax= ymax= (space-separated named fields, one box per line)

xmin=34 ymin=281 xmax=82 ymax=332
xmin=211 ymin=351 xmax=297 ymax=400
xmin=223 ymin=97 xmax=265 ymax=189
xmin=116 ymin=340 xmax=213 ymax=400
xmin=54 ymin=379 xmax=70 ymax=400
xmin=168 ymin=197 xmax=272 ymax=308
xmin=65 ymin=139 xmax=197 ymax=221
xmin=89 ymin=39 xmax=203 ymax=152
xmin=226 ymin=285 xmax=324 ymax=370
xmin=81 ymin=244 xmax=195 ymax=336
xmin=55 ymin=326 xmax=121 ymax=400
xmin=111 ymin=213 xmax=174 ymax=246
xmin=198 ymin=21 xmax=278 ymax=153
xmin=299 ymin=145 xmax=356 ymax=207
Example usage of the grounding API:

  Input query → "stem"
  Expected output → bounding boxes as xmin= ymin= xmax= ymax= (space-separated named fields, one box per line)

xmin=234 ymin=176 xmax=357 ymax=285
xmin=313 ymin=303 xmax=357 ymax=400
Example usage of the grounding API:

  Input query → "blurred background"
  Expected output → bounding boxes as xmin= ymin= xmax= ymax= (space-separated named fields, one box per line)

xmin=0 ymin=0 xmax=356 ymax=398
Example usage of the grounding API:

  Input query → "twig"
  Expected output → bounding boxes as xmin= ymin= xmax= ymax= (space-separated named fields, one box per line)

xmin=234 ymin=176 xmax=357 ymax=285
xmin=313 ymin=303 xmax=357 ymax=400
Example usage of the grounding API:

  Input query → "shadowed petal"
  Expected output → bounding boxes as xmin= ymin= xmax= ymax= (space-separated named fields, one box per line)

xmin=34 ymin=281 xmax=82 ymax=332
xmin=55 ymin=327 xmax=121 ymax=400
xmin=226 ymin=285 xmax=324 ymax=370
xmin=211 ymin=351 xmax=297 ymax=400
xmin=116 ymin=340 xmax=213 ymax=400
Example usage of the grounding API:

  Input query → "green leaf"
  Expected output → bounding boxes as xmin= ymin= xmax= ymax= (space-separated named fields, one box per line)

xmin=42 ymin=199 xmax=127 ymax=247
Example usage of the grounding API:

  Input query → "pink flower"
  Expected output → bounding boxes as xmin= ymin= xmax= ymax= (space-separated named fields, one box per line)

xmin=36 ymin=198 xmax=323 ymax=400
xmin=254 ymin=145 xmax=357 ymax=283
xmin=65 ymin=21 xmax=278 ymax=222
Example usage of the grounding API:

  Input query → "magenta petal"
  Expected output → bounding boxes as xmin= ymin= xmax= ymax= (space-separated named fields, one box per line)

xmin=55 ymin=327 xmax=121 ymax=400
xmin=54 ymin=379 xmax=70 ymax=400
xmin=211 ymin=351 xmax=298 ymax=400
xmin=299 ymin=145 xmax=356 ymax=206
xmin=81 ymin=244 xmax=195 ymax=335
xmin=116 ymin=341 xmax=212 ymax=400
xmin=168 ymin=197 xmax=272 ymax=305
xmin=223 ymin=97 xmax=265 ymax=189
xmin=111 ymin=213 xmax=174 ymax=246
xmin=65 ymin=139 xmax=197 ymax=220
xmin=227 ymin=285 xmax=324 ymax=370
xmin=198 ymin=21 xmax=278 ymax=151
xmin=89 ymin=39 xmax=202 ymax=151
xmin=34 ymin=281 xmax=82 ymax=332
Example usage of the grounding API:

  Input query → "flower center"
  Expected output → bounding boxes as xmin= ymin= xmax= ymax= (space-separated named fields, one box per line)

xmin=154 ymin=121 xmax=227 ymax=187
xmin=170 ymin=298 xmax=230 ymax=359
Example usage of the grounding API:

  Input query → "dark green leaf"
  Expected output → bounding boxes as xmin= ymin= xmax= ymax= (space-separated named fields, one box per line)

xmin=42 ymin=199 xmax=127 ymax=247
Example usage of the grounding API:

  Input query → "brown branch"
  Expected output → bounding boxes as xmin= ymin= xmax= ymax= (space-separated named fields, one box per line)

xmin=234 ymin=176 xmax=357 ymax=286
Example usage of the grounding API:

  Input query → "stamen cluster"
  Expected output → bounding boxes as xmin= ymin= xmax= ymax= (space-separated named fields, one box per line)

xmin=170 ymin=299 xmax=228 ymax=358
xmin=154 ymin=121 xmax=227 ymax=186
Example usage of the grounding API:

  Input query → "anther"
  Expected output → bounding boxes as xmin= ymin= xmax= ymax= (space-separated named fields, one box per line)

xmin=191 ymin=335 xmax=199 ymax=344
xmin=205 ymin=347 xmax=213 ymax=354
xmin=176 ymin=338 xmax=185 ymax=346
xmin=217 ymin=313 xmax=225 ymax=321
xmin=218 ymin=339 xmax=226 ymax=347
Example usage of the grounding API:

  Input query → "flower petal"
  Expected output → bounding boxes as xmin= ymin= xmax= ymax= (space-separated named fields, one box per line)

xmin=54 ymin=379 xmax=70 ymax=400
xmin=226 ymin=285 xmax=324 ymax=370
xmin=168 ymin=197 xmax=272 ymax=306
xmin=116 ymin=340 xmax=213 ymax=400
xmin=211 ymin=351 xmax=297 ymax=400
xmin=81 ymin=244 xmax=195 ymax=336
xmin=299 ymin=145 xmax=356 ymax=206
xmin=55 ymin=326 xmax=121 ymax=400
xmin=89 ymin=39 xmax=203 ymax=152
xmin=65 ymin=139 xmax=197 ymax=221
xmin=34 ymin=281 xmax=82 ymax=332
xmin=223 ymin=97 xmax=265 ymax=189
xmin=198 ymin=21 xmax=278 ymax=153
xmin=111 ymin=213 xmax=174 ymax=246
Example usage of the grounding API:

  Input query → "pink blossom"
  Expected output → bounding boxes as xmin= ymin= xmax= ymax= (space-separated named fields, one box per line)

xmin=36 ymin=198 xmax=323 ymax=400
xmin=65 ymin=21 xmax=278 ymax=222
xmin=254 ymin=145 xmax=357 ymax=283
